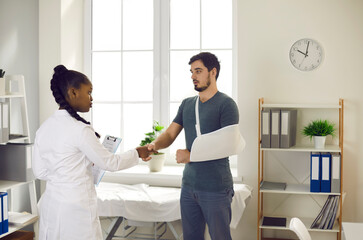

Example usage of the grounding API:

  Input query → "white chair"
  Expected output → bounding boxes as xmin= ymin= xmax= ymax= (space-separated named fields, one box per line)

xmin=289 ymin=217 xmax=312 ymax=240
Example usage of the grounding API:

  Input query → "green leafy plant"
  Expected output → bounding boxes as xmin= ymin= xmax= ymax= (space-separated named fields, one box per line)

xmin=302 ymin=119 xmax=336 ymax=140
xmin=140 ymin=121 xmax=164 ymax=154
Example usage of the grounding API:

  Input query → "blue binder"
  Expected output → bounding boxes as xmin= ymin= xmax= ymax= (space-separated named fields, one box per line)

xmin=0 ymin=192 xmax=9 ymax=234
xmin=0 ymin=192 xmax=3 ymax=235
xmin=310 ymin=152 xmax=321 ymax=192
xmin=321 ymin=153 xmax=332 ymax=192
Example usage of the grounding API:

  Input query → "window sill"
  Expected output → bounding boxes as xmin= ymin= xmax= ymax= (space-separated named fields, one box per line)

xmin=102 ymin=164 xmax=241 ymax=187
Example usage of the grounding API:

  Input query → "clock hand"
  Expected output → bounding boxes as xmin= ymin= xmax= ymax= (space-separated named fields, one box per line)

xmin=305 ymin=41 xmax=310 ymax=55
xmin=299 ymin=54 xmax=306 ymax=67
xmin=297 ymin=50 xmax=308 ymax=57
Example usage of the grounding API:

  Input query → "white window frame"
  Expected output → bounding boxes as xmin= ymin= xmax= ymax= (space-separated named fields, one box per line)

xmin=84 ymin=0 xmax=240 ymax=184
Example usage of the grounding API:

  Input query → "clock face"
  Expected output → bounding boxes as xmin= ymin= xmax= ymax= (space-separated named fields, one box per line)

xmin=289 ymin=39 xmax=323 ymax=71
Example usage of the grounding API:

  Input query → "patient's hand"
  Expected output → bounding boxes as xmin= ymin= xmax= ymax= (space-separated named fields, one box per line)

xmin=136 ymin=146 xmax=157 ymax=161
xmin=176 ymin=149 xmax=190 ymax=164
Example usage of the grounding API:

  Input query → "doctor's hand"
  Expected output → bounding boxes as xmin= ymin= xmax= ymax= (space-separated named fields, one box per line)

xmin=176 ymin=149 xmax=190 ymax=164
xmin=136 ymin=146 xmax=157 ymax=161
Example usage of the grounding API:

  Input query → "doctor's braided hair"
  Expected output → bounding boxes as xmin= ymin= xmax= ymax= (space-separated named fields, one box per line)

xmin=50 ymin=65 xmax=100 ymax=138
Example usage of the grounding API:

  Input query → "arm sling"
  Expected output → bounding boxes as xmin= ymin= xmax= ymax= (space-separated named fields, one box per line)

xmin=190 ymin=96 xmax=246 ymax=162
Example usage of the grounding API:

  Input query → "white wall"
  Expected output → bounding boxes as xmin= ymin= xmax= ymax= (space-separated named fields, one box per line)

xmin=0 ymin=0 xmax=39 ymax=141
xmin=237 ymin=0 xmax=363 ymax=239
xmin=39 ymin=0 xmax=84 ymax=124
xmin=0 ymin=0 xmax=39 ymax=231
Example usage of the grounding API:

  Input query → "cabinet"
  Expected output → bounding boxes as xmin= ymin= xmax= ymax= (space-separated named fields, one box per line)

xmin=257 ymin=98 xmax=344 ymax=240
xmin=0 ymin=76 xmax=38 ymax=239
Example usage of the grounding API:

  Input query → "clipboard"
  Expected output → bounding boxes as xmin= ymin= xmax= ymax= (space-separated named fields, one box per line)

xmin=92 ymin=135 xmax=122 ymax=185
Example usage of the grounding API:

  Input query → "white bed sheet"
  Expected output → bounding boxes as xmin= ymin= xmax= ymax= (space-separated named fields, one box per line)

xmin=96 ymin=182 xmax=252 ymax=228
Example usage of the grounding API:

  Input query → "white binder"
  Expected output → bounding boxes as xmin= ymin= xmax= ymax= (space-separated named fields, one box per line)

xmin=2 ymin=101 xmax=9 ymax=142
xmin=331 ymin=153 xmax=341 ymax=193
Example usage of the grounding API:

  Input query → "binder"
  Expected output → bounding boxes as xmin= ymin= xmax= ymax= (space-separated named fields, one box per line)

xmin=270 ymin=109 xmax=281 ymax=148
xmin=310 ymin=152 xmax=321 ymax=192
xmin=0 ymin=192 xmax=9 ymax=234
xmin=261 ymin=109 xmax=271 ymax=148
xmin=0 ymin=103 xmax=3 ymax=143
xmin=2 ymin=102 xmax=9 ymax=143
xmin=321 ymin=153 xmax=332 ymax=193
xmin=0 ymin=143 xmax=35 ymax=182
xmin=331 ymin=153 xmax=341 ymax=193
xmin=280 ymin=109 xmax=297 ymax=148
xmin=0 ymin=192 xmax=3 ymax=234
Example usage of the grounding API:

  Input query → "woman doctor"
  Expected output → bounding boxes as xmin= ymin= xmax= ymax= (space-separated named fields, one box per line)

xmin=32 ymin=65 xmax=154 ymax=240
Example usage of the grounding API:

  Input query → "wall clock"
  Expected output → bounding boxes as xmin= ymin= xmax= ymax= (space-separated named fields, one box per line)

xmin=289 ymin=38 xmax=323 ymax=71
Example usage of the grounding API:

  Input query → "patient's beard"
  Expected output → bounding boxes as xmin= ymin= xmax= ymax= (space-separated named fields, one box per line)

xmin=194 ymin=75 xmax=211 ymax=92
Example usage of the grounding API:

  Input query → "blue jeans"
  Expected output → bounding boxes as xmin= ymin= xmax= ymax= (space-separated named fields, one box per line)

xmin=180 ymin=186 xmax=234 ymax=240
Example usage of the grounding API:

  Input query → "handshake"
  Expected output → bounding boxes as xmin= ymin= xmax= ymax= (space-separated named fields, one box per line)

xmin=136 ymin=145 xmax=158 ymax=161
xmin=136 ymin=143 xmax=191 ymax=164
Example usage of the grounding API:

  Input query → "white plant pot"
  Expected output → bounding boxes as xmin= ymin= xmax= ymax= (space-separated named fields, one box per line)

xmin=148 ymin=153 xmax=165 ymax=172
xmin=313 ymin=136 xmax=326 ymax=149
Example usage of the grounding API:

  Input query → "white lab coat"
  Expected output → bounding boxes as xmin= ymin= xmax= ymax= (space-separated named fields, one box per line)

xmin=32 ymin=110 xmax=139 ymax=240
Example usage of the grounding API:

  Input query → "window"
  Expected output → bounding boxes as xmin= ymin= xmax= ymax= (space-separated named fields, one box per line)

xmin=85 ymin=0 xmax=237 ymax=166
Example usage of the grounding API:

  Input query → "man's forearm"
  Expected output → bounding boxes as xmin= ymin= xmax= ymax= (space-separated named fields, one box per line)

xmin=153 ymin=132 xmax=175 ymax=150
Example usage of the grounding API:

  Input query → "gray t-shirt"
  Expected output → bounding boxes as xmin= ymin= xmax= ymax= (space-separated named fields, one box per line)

xmin=173 ymin=91 xmax=239 ymax=191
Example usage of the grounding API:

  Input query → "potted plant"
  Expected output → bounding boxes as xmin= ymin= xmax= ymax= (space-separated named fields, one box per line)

xmin=302 ymin=119 xmax=336 ymax=149
xmin=140 ymin=121 xmax=165 ymax=172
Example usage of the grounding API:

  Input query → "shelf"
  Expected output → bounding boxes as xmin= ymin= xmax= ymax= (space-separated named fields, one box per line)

xmin=261 ymin=144 xmax=341 ymax=152
xmin=261 ymin=103 xmax=341 ymax=109
xmin=0 ymin=135 xmax=29 ymax=145
xmin=259 ymin=216 xmax=339 ymax=233
xmin=0 ymin=93 xmax=25 ymax=99
xmin=0 ymin=180 xmax=30 ymax=191
xmin=260 ymin=183 xmax=341 ymax=195
xmin=0 ymin=212 xmax=38 ymax=238
xmin=257 ymin=98 xmax=344 ymax=240
xmin=0 ymin=76 xmax=37 ymax=239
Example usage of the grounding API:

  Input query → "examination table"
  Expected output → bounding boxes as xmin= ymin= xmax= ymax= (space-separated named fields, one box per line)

xmin=96 ymin=182 xmax=252 ymax=240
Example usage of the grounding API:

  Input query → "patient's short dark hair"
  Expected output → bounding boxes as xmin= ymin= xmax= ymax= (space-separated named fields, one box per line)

xmin=189 ymin=52 xmax=220 ymax=80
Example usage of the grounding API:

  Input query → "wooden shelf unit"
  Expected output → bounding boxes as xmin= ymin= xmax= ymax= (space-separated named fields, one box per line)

xmin=257 ymin=98 xmax=344 ymax=240
xmin=0 ymin=76 xmax=38 ymax=239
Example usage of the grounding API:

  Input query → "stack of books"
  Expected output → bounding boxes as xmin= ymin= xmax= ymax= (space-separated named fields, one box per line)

xmin=311 ymin=195 xmax=340 ymax=230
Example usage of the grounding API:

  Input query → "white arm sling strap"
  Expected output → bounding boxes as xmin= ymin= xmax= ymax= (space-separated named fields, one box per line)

xmin=190 ymin=96 xmax=246 ymax=162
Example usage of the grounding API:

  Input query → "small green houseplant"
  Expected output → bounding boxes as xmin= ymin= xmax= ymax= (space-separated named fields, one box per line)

xmin=302 ymin=119 xmax=336 ymax=148
xmin=140 ymin=121 xmax=165 ymax=172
